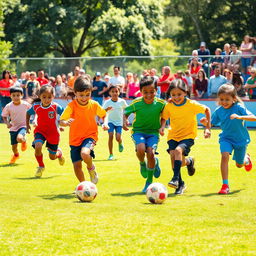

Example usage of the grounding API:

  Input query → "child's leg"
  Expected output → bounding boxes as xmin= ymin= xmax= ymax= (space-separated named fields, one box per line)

xmin=17 ymin=128 xmax=27 ymax=151
xmin=115 ymin=126 xmax=124 ymax=152
xmin=145 ymin=147 xmax=155 ymax=184
xmin=11 ymin=144 xmax=19 ymax=155
xmin=234 ymin=146 xmax=252 ymax=171
xmin=81 ymin=147 xmax=93 ymax=169
xmin=221 ymin=152 xmax=229 ymax=180
xmin=136 ymin=143 xmax=146 ymax=163
xmin=108 ymin=132 xmax=114 ymax=155
xmin=73 ymin=160 xmax=85 ymax=182
xmin=34 ymin=142 xmax=44 ymax=167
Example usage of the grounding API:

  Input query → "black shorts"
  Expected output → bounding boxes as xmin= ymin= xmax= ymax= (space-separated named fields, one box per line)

xmin=167 ymin=139 xmax=194 ymax=156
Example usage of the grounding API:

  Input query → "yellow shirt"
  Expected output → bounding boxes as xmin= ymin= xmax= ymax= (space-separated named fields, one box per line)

xmin=60 ymin=99 xmax=106 ymax=146
xmin=162 ymin=98 xmax=206 ymax=141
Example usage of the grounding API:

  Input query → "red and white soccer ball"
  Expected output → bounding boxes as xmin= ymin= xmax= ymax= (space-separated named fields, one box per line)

xmin=75 ymin=181 xmax=98 ymax=202
xmin=146 ymin=183 xmax=168 ymax=204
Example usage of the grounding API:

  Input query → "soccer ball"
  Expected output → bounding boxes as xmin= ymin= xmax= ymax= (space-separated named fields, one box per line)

xmin=75 ymin=181 xmax=98 ymax=202
xmin=146 ymin=183 xmax=168 ymax=204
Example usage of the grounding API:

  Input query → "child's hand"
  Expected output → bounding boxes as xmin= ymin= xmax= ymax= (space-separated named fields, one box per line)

xmin=102 ymin=123 xmax=109 ymax=131
xmin=204 ymin=128 xmax=211 ymax=138
xmin=105 ymin=106 xmax=113 ymax=112
xmin=159 ymin=127 xmax=165 ymax=136
xmin=59 ymin=127 xmax=65 ymax=132
xmin=230 ymin=114 xmax=239 ymax=120
xmin=6 ymin=122 xmax=12 ymax=129
xmin=27 ymin=125 xmax=31 ymax=134
xmin=167 ymin=98 xmax=173 ymax=103
xmin=200 ymin=117 xmax=208 ymax=126
xmin=64 ymin=118 xmax=74 ymax=126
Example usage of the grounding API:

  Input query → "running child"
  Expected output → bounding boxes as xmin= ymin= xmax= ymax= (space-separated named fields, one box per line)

xmin=102 ymin=85 xmax=128 ymax=160
xmin=160 ymin=79 xmax=211 ymax=195
xmin=2 ymin=87 xmax=31 ymax=164
xmin=200 ymin=84 xmax=256 ymax=194
xmin=123 ymin=76 xmax=165 ymax=193
xmin=59 ymin=76 xmax=107 ymax=184
xmin=26 ymin=85 xmax=65 ymax=178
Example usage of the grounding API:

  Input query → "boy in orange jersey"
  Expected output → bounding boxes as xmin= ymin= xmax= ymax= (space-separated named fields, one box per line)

xmin=60 ymin=76 xmax=107 ymax=184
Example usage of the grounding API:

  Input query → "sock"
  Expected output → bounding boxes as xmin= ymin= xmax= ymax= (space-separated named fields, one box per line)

xmin=179 ymin=173 xmax=183 ymax=185
xmin=146 ymin=167 xmax=154 ymax=183
xmin=14 ymin=153 xmax=19 ymax=157
xmin=35 ymin=154 xmax=44 ymax=167
xmin=186 ymin=157 xmax=192 ymax=166
xmin=244 ymin=155 xmax=249 ymax=165
xmin=140 ymin=161 xmax=146 ymax=166
xmin=87 ymin=164 xmax=95 ymax=171
xmin=56 ymin=150 xmax=62 ymax=159
xmin=223 ymin=179 xmax=229 ymax=185
xmin=173 ymin=160 xmax=182 ymax=179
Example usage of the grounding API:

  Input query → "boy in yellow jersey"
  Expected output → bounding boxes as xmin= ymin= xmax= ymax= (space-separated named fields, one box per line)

xmin=60 ymin=76 xmax=107 ymax=184
xmin=160 ymin=79 xmax=211 ymax=195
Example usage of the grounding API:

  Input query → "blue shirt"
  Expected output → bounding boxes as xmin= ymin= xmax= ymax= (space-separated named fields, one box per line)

xmin=211 ymin=103 xmax=252 ymax=146
xmin=208 ymin=75 xmax=227 ymax=96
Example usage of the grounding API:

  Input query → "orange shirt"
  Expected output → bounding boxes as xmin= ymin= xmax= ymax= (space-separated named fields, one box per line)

xmin=60 ymin=99 xmax=106 ymax=146
xmin=67 ymin=76 xmax=78 ymax=89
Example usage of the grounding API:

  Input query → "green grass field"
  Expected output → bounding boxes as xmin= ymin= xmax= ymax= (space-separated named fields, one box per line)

xmin=0 ymin=123 xmax=256 ymax=256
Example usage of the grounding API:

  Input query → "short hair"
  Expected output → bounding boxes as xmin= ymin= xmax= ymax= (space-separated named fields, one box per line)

xmin=113 ymin=66 xmax=120 ymax=71
xmin=166 ymin=79 xmax=188 ymax=99
xmin=139 ymin=76 xmax=156 ymax=90
xmin=230 ymin=43 xmax=237 ymax=48
xmin=10 ymin=86 xmax=23 ymax=95
xmin=108 ymin=85 xmax=120 ymax=92
xmin=74 ymin=76 xmax=92 ymax=92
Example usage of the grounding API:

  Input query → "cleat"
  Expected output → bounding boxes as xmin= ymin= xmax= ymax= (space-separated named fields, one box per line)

xmin=142 ymin=181 xmax=152 ymax=193
xmin=9 ymin=155 xmax=19 ymax=164
xmin=187 ymin=156 xmax=195 ymax=176
xmin=175 ymin=182 xmax=186 ymax=195
xmin=108 ymin=154 xmax=114 ymax=160
xmin=57 ymin=148 xmax=65 ymax=166
xmin=153 ymin=157 xmax=161 ymax=178
xmin=35 ymin=166 xmax=45 ymax=178
xmin=218 ymin=184 xmax=229 ymax=194
xmin=140 ymin=162 xmax=147 ymax=178
xmin=21 ymin=141 xmax=27 ymax=152
xmin=88 ymin=165 xmax=98 ymax=184
xmin=244 ymin=153 xmax=252 ymax=172
xmin=168 ymin=177 xmax=179 ymax=189
xmin=118 ymin=143 xmax=124 ymax=152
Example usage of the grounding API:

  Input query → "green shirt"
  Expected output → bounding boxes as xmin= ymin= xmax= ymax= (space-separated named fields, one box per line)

xmin=124 ymin=97 xmax=166 ymax=135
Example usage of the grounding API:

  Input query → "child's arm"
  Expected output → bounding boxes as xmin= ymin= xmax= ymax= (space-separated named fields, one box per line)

xmin=2 ymin=116 xmax=12 ymax=128
xmin=159 ymin=118 xmax=166 ymax=136
xmin=26 ymin=112 xmax=31 ymax=134
xmin=230 ymin=113 xmax=256 ymax=122
xmin=203 ymin=107 xmax=211 ymax=138
xmin=59 ymin=118 xmax=74 ymax=127
xmin=123 ymin=114 xmax=129 ymax=131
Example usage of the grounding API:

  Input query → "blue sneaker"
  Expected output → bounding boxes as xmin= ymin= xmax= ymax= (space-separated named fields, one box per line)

xmin=154 ymin=157 xmax=161 ymax=178
xmin=140 ymin=162 xmax=147 ymax=178
xmin=142 ymin=181 xmax=152 ymax=193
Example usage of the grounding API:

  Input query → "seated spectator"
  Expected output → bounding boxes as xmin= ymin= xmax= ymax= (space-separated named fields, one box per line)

xmin=157 ymin=66 xmax=174 ymax=99
xmin=244 ymin=67 xmax=256 ymax=99
xmin=232 ymin=71 xmax=246 ymax=97
xmin=126 ymin=73 xmax=141 ymax=99
xmin=223 ymin=69 xmax=233 ymax=84
xmin=222 ymin=43 xmax=231 ymax=69
xmin=240 ymin=35 xmax=253 ymax=74
xmin=188 ymin=50 xmax=202 ymax=68
xmin=12 ymin=74 xmax=21 ymax=87
xmin=55 ymin=75 xmax=67 ymax=98
xmin=230 ymin=43 xmax=242 ymax=71
xmin=184 ymin=70 xmax=193 ymax=93
xmin=207 ymin=67 xmax=227 ymax=98
xmin=61 ymin=74 xmax=67 ymax=86
xmin=26 ymin=72 xmax=40 ymax=98
xmin=210 ymin=48 xmax=224 ymax=75
xmin=194 ymin=69 xmax=208 ymax=99
xmin=190 ymin=58 xmax=202 ymax=79
xmin=197 ymin=42 xmax=210 ymax=76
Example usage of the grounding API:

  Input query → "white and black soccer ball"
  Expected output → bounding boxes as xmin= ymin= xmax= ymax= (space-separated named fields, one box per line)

xmin=75 ymin=181 xmax=98 ymax=202
xmin=146 ymin=182 xmax=168 ymax=204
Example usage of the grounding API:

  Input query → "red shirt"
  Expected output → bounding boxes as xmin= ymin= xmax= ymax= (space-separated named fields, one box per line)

xmin=0 ymin=79 xmax=13 ymax=96
xmin=37 ymin=77 xmax=49 ymax=86
xmin=158 ymin=74 xmax=174 ymax=93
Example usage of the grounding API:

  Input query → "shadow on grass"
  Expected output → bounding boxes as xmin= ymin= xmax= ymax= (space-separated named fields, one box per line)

xmin=13 ymin=175 xmax=61 ymax=180
xmin=188 ymin=189 xmax=244 ymax=197
xmin=0 ymin=163 xmax=21 ymax=167
xmin=94 ymin=159 xmax=117 ymax=162
xmin=39 ymin=193 xmax=74 ymax=200
xmin=111 ymin=191 xmax=144 ymax=197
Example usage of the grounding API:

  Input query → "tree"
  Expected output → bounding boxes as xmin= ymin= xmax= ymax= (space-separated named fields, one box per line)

xmin=4 ymin=0 xmax=164 ymax=58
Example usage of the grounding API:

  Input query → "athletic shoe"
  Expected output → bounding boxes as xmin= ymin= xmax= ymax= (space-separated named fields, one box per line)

xmin=21 ymin=141 xmax=27 ymax=152
xmin=153 ymin=157 xmax=161 ymax=178
xmin=35 ymin=166 xmax=45 ymax=178
xmin=187 ymin=156 xmax=195 ymax=176
xmin=244 ymin=153 xmax=252 ymax=172
xmin=168 ymin=177 xmax=179 ymax=189
xmin=218 ymin=184 xmax=229 ymax=194
xmin=9 ymin=155 xmax=19 ymax=164
xmin=142 ymin=181 xmax=152 ymax=193
xmin=140 ymin=162 xmax=147 ymax=178
xmin=57 ymin=148 xmax=65 ymax=166
xmin=108 ymin=154 xmax=114 ymax=160
xmin=175 ymin=182 xmax=186 ymax=195
xmin=88 ymin=165 xmax=98 ymax=184
xmin=118 ymin=143 xmax=124 ymax=152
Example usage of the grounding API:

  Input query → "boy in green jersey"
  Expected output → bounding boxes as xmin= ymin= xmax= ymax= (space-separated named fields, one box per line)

xmin=124 ymin=76 xmax=166 ymax=192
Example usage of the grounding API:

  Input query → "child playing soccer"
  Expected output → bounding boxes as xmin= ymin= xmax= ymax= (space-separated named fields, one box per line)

xmin=26 ymin=85 xmax=65 ymax=177
xmin=2 ymin=87 xmax=31 ymax=164
xmin=200 ymin=84 xmax=256 ymax=194
xmin=160 ymin=79 xmax=211 ymax=195
xmin=59 ymin=76 xmax=107 ymax=184
xmin=123 ymin=76 xmax=166 ymax=193
xmin=102 ymin=85 xmax=128 ymax=160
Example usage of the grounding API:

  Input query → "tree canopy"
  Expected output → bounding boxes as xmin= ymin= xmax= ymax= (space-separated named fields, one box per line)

xmin=4 ymin=0 xmax=164 ymax=57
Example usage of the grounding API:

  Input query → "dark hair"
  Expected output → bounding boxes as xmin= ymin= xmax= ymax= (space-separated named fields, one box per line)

xmin=230 ymin=43 xmax=237 ymax=48
xmin=32 ymin=84 xmax=55 ymax=103
xmin=197 ymin=69 xmax=206 ymax=80
xmin=2 ymin=70 xmax=12 ymax=80
xmin=74 ymin=76 xmax=92 ymax=92
xmin=10 ymin=86 xmax=23 ymax=95
xmin=139 ymin=76 xmax=156 ymax=90
xmin=113 ymin=66 xmax=120 ymax=71
xmin=217 ymin=84 xmax=242 ymax=103
xmin=166 ymin=79 xmax=188 ymax=99
xmin=108 ymin=85 xmax=120 ymax=92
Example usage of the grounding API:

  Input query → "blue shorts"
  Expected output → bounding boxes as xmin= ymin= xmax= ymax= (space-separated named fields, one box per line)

xmin=32 ymin=133 xmax=58 ymax=154
xmin=10 ymin=127 xmax=26 ymax=145
xmin=108 ymin=123 xmax=122 ymax=134
xmin=70 ymin=138 xmax=96 ymax=163
xmin=220 ymin=140 xmax=246 ymax=165
xmin=132 ymin=133 xmax=159 ymax=150
xmin=167 ymin=139 xmax=194 ymax=156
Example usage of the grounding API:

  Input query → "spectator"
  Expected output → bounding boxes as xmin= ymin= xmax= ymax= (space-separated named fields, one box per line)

xmin=67 ymin=66 xmax=80 ymax=89
xmin=230 ymin=43 xmax=242 ymax=71
xmin=109 ymin=66 xmax=125 ymax=97
xmin=184 ymin=70 xmax=193 ymax=93
xmin=126 ymin=73 xmax=141 ymax=99
xmin=207 ymin=67 xmax=227 ymax=98
xmin=240 ymin=35 xmax=253 ymax=74
xmin=244 ymin=67 xmax=256 ymax=99
xmin=157 ymin=66 xmax=174 ymax=99
xmin=232 ymin=71 xmax=246 ymax=97
xmin=149 ymin=68 xmax=160 ymax=97
xmin=55 ymin=75 xmax=67 ymax=98
xmin=210 ymin=48 xmax=224 ymax=75
xmin=124 ymin=72 xmax=133 ymax=97
xmin=188 ymin=50 xmax=202 ymax=68
xmin=197 ymin=42 xmax=210 ymax=76
xmin=92 ymin=72 xmax=108 ymax=105
xmin=223 ymin=69 xmax=233 ymax=84
xmin=20 ymin=71 xmax=30 ymax=98
xmin=104 ymin=74 xmax=111 ymax=86
xmin=61 ymin=74 xmax=67 ymax=86
xmin=194 ymin=69 xmax=208 ymax=99
xmin=26 ymin=72 xmax=40 ymax=98
xmin=36 ymin=69 xmax=49 ymax=86
xmin=190 ymin=57 xmax=202 ymax=79
xmin=79 ymin=68 xmax=85 ymax=76
xmin=12 ymin=74 xmax=21 ymax=87
xmin=222 ymin=43 xmax=231 ymax=69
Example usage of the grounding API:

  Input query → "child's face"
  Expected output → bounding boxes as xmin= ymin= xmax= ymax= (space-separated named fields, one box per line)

xmin=218 ymin=93 xmax=234 ymax=109
xmin=141 ymin=84 xmax=156 ymax=104
xmin=40 ymin=91 xmax=54 ymax=107
xmin=170 ymin=88 xmax=186 ymax=105
xmin=109 ymin=87 xmax=120 ymax=101
xmin=75 ymin=90 xmax=91 ymax=106
xmin=11 ymin=92 xmax=23 ymax=105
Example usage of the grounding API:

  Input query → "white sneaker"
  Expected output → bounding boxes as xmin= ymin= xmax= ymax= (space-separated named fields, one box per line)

xmin=35 ymin=166 xmax=45 ymax=178
xmin=88 ymin=165 xmax=98 ymax=184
